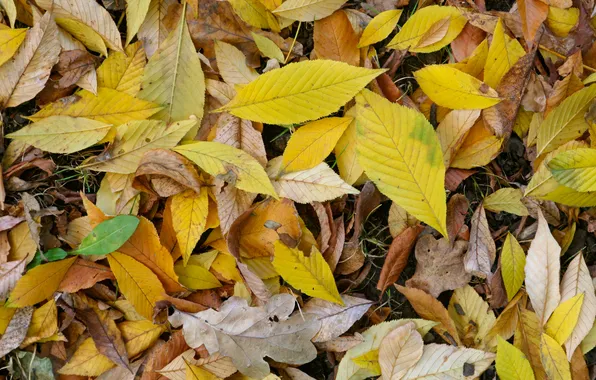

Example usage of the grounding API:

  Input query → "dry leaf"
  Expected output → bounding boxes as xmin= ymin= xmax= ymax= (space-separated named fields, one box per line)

xmin=377 ymin=225 xmax=423 ymax=294
xmin=464 ymin=204 xmax=496 ymax=278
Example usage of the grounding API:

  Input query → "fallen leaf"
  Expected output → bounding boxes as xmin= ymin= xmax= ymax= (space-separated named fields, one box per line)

xmin=0 ymin=260 xmax=25 ymax=301
xmin=171 ymin=188 xmax=208 ymax=264
xmin=519 ymin=0 xmax=548 ymax=44
xmin=483 ymin=188 xmax=530 ymax=216
xmin=464 ymin=204 xmax=496 ymax=278
xmin=540 ymin=333 xmax=572 ymax=380
xmin=272 ymin=0 xmax=347 ymax=21
xmin=448 ymin=285 xmax=496 ymax=349
xmin=313 ymin=10 xmax=359 ymax=66
xmin=58 ymin=258 xmax=114 ymax=293
xmin=215 ymin=113 xmax=267 ymax=166
xmin=358 ymin=9 xmax=402 ymax=48
xmin=437 ymin=109 xmax=481 ymax=168
xmin=377 ymin=225 xmax=423 ymax=294
xmin=214 ymin=40 xmax=259 ymax=86
xmin=74 ymin=215 xmax=140 ymax=256
xmin=446 ymin=194 xmax=469 ymax=242
xmin=496 ymin=336 xmax=535 ymax=380
xmin=501 ymin=232 xmax=526 ymax=301
xmin=21 ymin=299 xmax=57 ymax=347
xmin=378 ymin=322 xmax=424 ymax=380
xmin=0 ymin=306 xmax=33 ymax=357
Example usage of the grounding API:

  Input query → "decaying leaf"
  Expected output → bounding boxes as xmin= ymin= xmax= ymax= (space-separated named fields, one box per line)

xmin=464 ymin=204 xmax=496 ymax=278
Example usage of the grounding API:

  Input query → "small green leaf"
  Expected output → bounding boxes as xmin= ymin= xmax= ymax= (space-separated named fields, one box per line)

xmin=27 ymin=247 xmax=69 ymax=270
xmin=74 ymin=215 xmax=140 ymax=256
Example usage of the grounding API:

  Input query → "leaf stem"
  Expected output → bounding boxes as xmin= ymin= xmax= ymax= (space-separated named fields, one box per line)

xmin=538 ymin=44 xmax=596 ymax=73
xmin=284 ymin=21 xmax=301 ymax=64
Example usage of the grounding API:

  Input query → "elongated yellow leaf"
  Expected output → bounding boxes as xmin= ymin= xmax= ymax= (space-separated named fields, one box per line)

xmin=21 ymin=299 xmax=58 ymax=347
xmin=547 ymin=6 xmax=579 ymax=37
xmin=119 ymin=319 xmax=164 ymax=357
xmin=378 ymin=322 xmax=424 ymax=379
xmin=496 ymin=336 xmax=535 ymax=380
xmin=171 ymin=188 xmax=209 ymax=265
xmin=174 ymin=261 xmax=222 ymax=290
xmin=138 ymin=5 xmax=205 ymax=127
xmin=483 ymin=188 xmax=529 ymax=216
xmin=29 ymin=88 xmax=161 ymax=125
xmin=501 ymin=233 xmax=526 ymax=301
xmin=358 ymin=9 xmax=402 ymax=47
xmin=272 ymin=240 xmax=343 ymax=305
xmin=59 ymin=337 xmax=116 ymax=376
xmin=214 ymin=40 xmax=259 ymax=86
xmin=218 ymin=60 xmax=384 ymax=124
xmin=451 ymin=120 xmax=503 ymax=169
xmin=97 ymin=42 xmax=146 ymax=96
xmin=545 ymin=293 xmax=584 ymax=345
xmin=7 ymin=116 xmax=111 ymax=154
xmin=560 ymin=253 xmax=596 ymax=360
xmin=282 ymin=117 xmax=352 ymax=172
xmin=229 ymin=0 xmax=279 ymax=30
xmin=126 ymin=0 xmax=151 ymax=44
xmin=436 ymin=109 xmax=481 ymax=167
xmin=484 ymin=19 xmax=525 ymax=89
xmin=0 ymin=28 xmax=26 ymax=67
xmin=515 ymin=310 xmax=546 ymax=379
xmin=414 ymin=65 xmax=501 ymax=110
xmin=36 ymin=0 xmax=123 ymax=51
xmin=355 ymin=89 xmax=447 ymax=237
xmin=386 ymin=6 xmax=466 ymax=53
xmin=82 ymin=120 xmax=196 ymax=173
xmin=251 ymin=32 xmax=285 ymax=62
xmin=536 ymin=85 xmax=596 ymax=156
xmin=548 ymin=148 xmax=596 ymax=192
xmin=334 ymin=107 xmax=363 ymax=185
xmin=0 ymin=13 xmax=60 ymax=108
xmin=540 ymin=334 xmax=571 ymax=380
xmin=525 ymin=210 xmax=560 ymax=325
xmin=174 ymin=141 xmax=277 ymax=197
xmin=272 ymin=0 xmax=347 ymax=21
xmin=56 ymin=18 xmax=108 ymax=56
xmin=7 ymin=257 xmax=76 ymax=307
xmin=107 ymin=252 xmax=165 ymax=320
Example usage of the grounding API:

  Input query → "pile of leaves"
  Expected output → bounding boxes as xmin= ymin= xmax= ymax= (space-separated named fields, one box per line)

xmin=1 ymin=0 xmax=596 ymax=377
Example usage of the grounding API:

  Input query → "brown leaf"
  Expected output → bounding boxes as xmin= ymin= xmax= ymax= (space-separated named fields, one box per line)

xmin=446 ymin=194 xmax=469 ymax=243
xmin=313 ymin=202 xmax=333 ymax=253
xmin=570 ymin=346 xmax=590 ymax=380
xmin=451 ymin=23 xmax=486 ymax=62
xmin=56 ymin=49 xmax=98 ymax=88
xmin=406 ymin=235 xmax=471 ymax=297
xmin=487 ymin=263 xmax=508 ymax=309
xmin=134 ymin=149 xmax=202 ymax=196
xmin=58 ymin=258 xmax=115 ymax=293
xmin=464 ymin=204 xmax=495 ymax=278
xmin=140 ymin=330 xmax=189 ymax=380
xmin=313 ymin=10 xmax=359 ymax=66
xmin=323 ymin=217 xmax=345 ymax=272
xmin=545 ymin=74 xmax=584 ymax=115
xmin=214 ymin=113 xmax=267 ymax=166
xmin=395 ymin=285 xmax=461 ymax=345
xmin=377 ymin=225 xmax=423 ymax=294
xmin=445 ymin=168 xmax=476 ymax=191
xmin=0 ymin=306 xmax=33 ymax=357
xmin=214 ymin=183 xmax=257 ymax=235
xmin=518 ymin=0 xmax=548 ymax=46
xmin=315 ymin=334 xmax=364 ymax=352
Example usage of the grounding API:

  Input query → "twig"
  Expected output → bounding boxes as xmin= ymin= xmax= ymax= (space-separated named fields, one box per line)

xmin=538 ymin=44 xmax=596 ymax=73
xmin=284 ymin=22 xmax=302 ymax=64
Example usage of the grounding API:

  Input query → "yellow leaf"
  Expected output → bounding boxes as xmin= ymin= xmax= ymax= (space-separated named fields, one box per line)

xmin=126 ymin=0 xmax=151 ymax=44
xmin=483 ymin=188 xmax=530 ymax=216
xmin=119 ymin=319 xmax=164 ymax=357
xmin=7 ymin=222 xmax=36 ymax=263
xmin=501 ymin=233 xmax=526 ymax=301
xmin=388 ymin=202 xmax=417 ymax=238
xmin=352 ymin=350 xmax=381 ymax=376
xmin=97 ymin=42 xmax=146 ymax=96
xmin=536 ymin=85 xmax=596 ymax=156
xmin=581 ymin=322 xmax=596 ymax=354
xmin=547 ymin=7 xmax=579 ymax=37
xmin=0 ymin=13 xmax=60 ymax=108
xmin=282 ymin=117 xmax=352 ymax=172
xmin=378 ymin=322 xmax=424 ymax=379
xmin=171 ymin=188 xmax=209 ymax=265
xmin=540 ymin=333 xmax=572 ymax=380
xmin=175 ymin=261 xmax=222 ymax=290
xmin=214 ymin=40 xmax=259 ymax=86
xmin=174 ymin=141 xmax=277 ymax=197
xmin=7 ymin=257 xmax=76 ymax=307
xmin=138 ymin=5 xmax=205 ymax=127
xmin=242 ymin=257 xmax=278 ymax=279
xmin=28 ymin=88 xmax=162 ymax=125
xmin=56 ymin=17 xmax=108 ymax=56
xmin=272 ymin=0 xmax=347 ymax=21
xmin=525 ymin=210 xmax=561 ymax=325
xmin=0 ymin=0 xmax=16 ymax=28
xmin=21 ymin=299 xmax=58 ymax=347
xmin=414 ymin=65 xmax=501 ymax=109
xmin=386 ymin=6 xmax=466 ymax=53
xmin=272 ymin=240 xmax=343 ymax=305
xmin=355 ymin=89 xmax=447 ymax=237
xmin=0 ymin=28 xmax=26 ymax=66
xmin=358 ymin=9 xmax=402 ymax=47
xmin=59 ymin=337 xmax=115 ymax=376
xmin=451 ymin=120 xmax=503 ymax=169
xmin=218 ymin=60 xmax=385 ymax=125
xmin=251 ymin=32 xmax=285 ymax=62
xmin=211 ymin=252 xmax=243 ymax=283
xmin=0 ymin=305 xmax=16 ymax=334
xmin=496 ymin=336 xmax=535 ymax=380
xmin=83 ymin=120 xmax=196 ymax=173
xmin=548 ymin=148 xmax=596 ymax=192
xmin=7 ymin=116 xmax=111 ymax=154
xmin=448 ymin=39 xmax=489 ymax=78
xmin=334 ymin=107 xmax=364 ymax=185
xmin=186 ymin=363 xmax=220 ymax=380
xmin=484 ymin=19 xmax=526 ymax=88
xmin=545 ymin=293 xmax=584 ymax=345
xmin=36 ymin=0 xmax=123 ymax=51
xmin=436 ymin=109 xmax=481 ymax=167
xmin=515 ymin=310 xmax=546 ymax=379
xmin=229 ymin=0 xmax=279 ymax=30
xmin=448 ymin=285 xmax=496 ymax=349
xmin=107 ymin=252 xmax=166 ymax=320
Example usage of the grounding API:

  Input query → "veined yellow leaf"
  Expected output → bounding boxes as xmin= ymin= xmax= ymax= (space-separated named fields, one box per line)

xmin=119 ymin=319 xmax=164 ymax=357
xmin=540 ymin=334 xmax=572 ymax=380
xmin=171 ymin=188 xmax=209 ymax=265
xmin=0 ymin=28 xmax=26 ymax=67
xmin=126 ymin=0 xmax=151 ymax=44
xmin=451 ymin=120 xmax=503 ymax=169
xmin=7 ymin=222 xmax=36 ymax=263
xmin=272 ymin=0 xmax=347 ymax=21
xmin=496 ymin=336 xmax=535 ymax=380
xmin=536 ymin=85 xmax=596 ymax=156
xmin=59 ymin=337 xmax=115 ymax=376
xmin=56 ymin=18 xmax=108 ymax=56
xmin=21 ymin=299 xmax=58 ymax=347
xmin=501 ymin=233 xmax=526 ymax=301
xmin=358 ymin=9 xmax=402 ymax=47
xmin=484 ymin=19 xmax=525 ymax=89
xmin=355 ymin=89 xmax=447 ymax=237
xmin=547 ymin=7 xmax=579 ymax=37
xmin=436 ymin=109 xmax=481 ymax=167
xmin=214 ymin=40 xmax=259 ymax=86
xmin=334 ymin=107 xmax=364 ymax=185
xmin=0 ymin=0 xmax=15 ymax=28
xmin=525 ymin=210 xmax=561 ymax=325
xmin=82 ymin=120 xmax=196 ymax=173
xmin=138 ymin=5 xmax=205 ymax=128
xmin=229 ymin=0 xmax=279 ymax=30
xmin=282 ymin=117 xmax=352 ymax=172
xmin=7 ymin=116 xmax=111 ymax=154
xmin=414 ymin=65 xmax=501 ymax=109
xmin=483 ymin=188 xmax=529 ymax=216
xmin=186 ymin=363 xmax=220 ymax=380
xmin=7 ymin=257 xmax=76 ymax=307
xmin=218 ymin=60 xmax=384 ymax=125
xmin=107 ymin=252 xmax=166 ymax=320
xmin=352 ymin=350 xmax=381 ymax=376
xmin=251 ymin=32 xmax=285 ymax=62
xmin=548 ymin=148 xmax=596 ymax=192
xmin=272 ymin=240 xmax=343 ymax=305
xmin=97 ymin=42 xmax=146 ymax=96
xmin=448 ymin=285 xmax=496 ymax=349
xmin=174 ymin=141 xmax=277 ymax=197
xmin=0 ymin=306 xmax=16 ymax=335
xmin=545 ymin=293 xmax=584 ymax=345
xmin=386 ymin=6 xmax=466 ymax=53
xmin=448 ymin=38 xmax=489 ymax=78
xmin=175 ymin=261 xmax=222 ymax=290
xmin=29 ymin=88 xmax=162 ymax=125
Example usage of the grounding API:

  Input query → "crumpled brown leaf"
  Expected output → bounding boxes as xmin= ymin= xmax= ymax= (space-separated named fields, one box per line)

xmin=406 ymin=235 xmax=471 ymax=297
xmin=464 ymin=204 xmax=496 ymax=278
xmin=170 ymin=294 xmax=320 ymax=379
xmin=140 ymin=330 xmax=189 ymax=380
xmin=56 ymin=49 xmax=98 ymax=88
xmin=134 ymin=149 xmax=203 ymax=196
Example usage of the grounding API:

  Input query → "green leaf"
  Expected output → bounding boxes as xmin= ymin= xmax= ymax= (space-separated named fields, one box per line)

xmin=74 ymin=215 xmax=140 ymax=256
xmin=26 ymin=248 xmax=69 ymax=270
